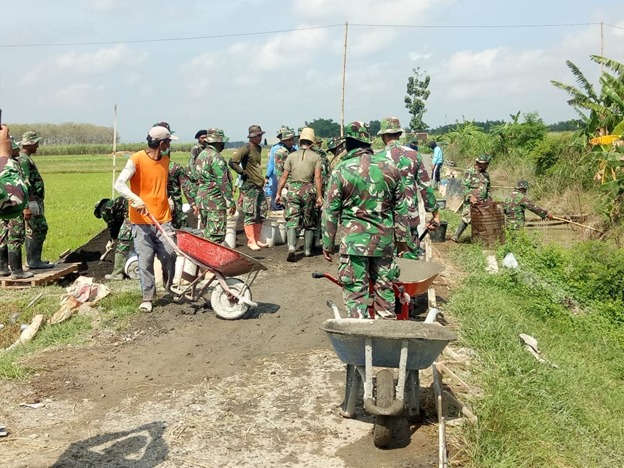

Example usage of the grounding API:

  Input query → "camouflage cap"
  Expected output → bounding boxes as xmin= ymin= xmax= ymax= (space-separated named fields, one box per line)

xmin=247 ymin=125 xmax=266 ymax=138
xmin=475 ymin=154 xmax=492 ymax=164
xmin=377 ymin=117 xmax=403 ymax=136
xmin=327 ymin=136 xmax=344 ymax=150
xmin=278 ymin=126 xmax=295 ymax=141
xmin=516 ymin=180 xmax=529 ymax=190
xmin=205 ymin=128 xmax=229 ymax=144
xmin=9 ymin=136 xmax=19 ymax=151
xmin=344 ymin=121 xmax=371 ymax=144
xmin=20 ymin=131 xmax=42 ymax=146
xmin=93 ymin=198 xmax=110 ymax=219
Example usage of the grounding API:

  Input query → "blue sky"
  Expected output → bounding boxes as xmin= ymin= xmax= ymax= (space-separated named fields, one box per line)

xmin=0 ymin=0 xmax=623 ymax=142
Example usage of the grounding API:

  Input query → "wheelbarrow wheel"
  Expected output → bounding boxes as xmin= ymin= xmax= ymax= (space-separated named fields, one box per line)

xmin=210 ymin=278 xmax=252 ymax=320
xmin=373 ymin=369 xmax=394 ymax=448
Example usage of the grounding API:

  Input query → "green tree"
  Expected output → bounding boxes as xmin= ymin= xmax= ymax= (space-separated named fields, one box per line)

xmin=404 ymin=67 xmax=431 ymax=131
xmin=304 ymin=118 xmax=341 ymax=138
xmin=369 ymin=120 xmax=381 ymax=137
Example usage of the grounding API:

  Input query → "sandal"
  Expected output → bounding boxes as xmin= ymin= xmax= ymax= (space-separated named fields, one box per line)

xmin=139 ymin=301 xmax=153 ymax=313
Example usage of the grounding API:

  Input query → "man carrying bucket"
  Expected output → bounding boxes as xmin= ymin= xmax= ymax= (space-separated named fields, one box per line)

xmin=451 ymin=154 xmax=492 ymax=242
xmin=322 ymin=121 xmax=410 ymax=319
xmin=377 ymin=117 xmax=440 ymax=258
xmin=275 ymin=127 xmax=323 ymax=262
xmin=189 ymin=128 xmax=235 ymax=243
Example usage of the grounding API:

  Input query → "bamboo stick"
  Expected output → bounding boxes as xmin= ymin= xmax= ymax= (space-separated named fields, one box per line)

xmin=432 ymin=363 xmax=448 ymax=468
xmin=551 ymin=215 xmax=603 ymax=233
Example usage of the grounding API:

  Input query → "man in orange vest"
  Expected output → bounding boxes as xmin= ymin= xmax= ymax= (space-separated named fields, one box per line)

xmin=114 ymin=125 xmax=178 ymax=312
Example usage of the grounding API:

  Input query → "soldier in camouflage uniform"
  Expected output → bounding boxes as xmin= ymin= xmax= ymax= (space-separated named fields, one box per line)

xmin=273 ymin=128 xmax=296 ymax=182
xmin=451 ymin=154 xmax=493 ymax=242
xmin=189 ymin=128 xmax=235 ymax=243
xmin=504 ymin=180 xmax=552 ymax=229
xmin=229 ymin=125 xmax=269 ymax=251
xmin=265 ymin=126 xmax=295 ymax=210
xmin=275 ymin=127 xmax=323 ymax=261
xmin=94 ymin=196 xmax=132 ymax=280
xmin=18 ymin=131 xmax=53 ymax=269
xmin=322 ymin=121 xmax=410 ymax=319
xmin=0 ymin=133 xmax=32 ymax=279
xmin=377 ymin=117 xmax=440 ymax=258
xmin=327 ymin=137 xmax=346 ymax=171
xmin=189 ymin=129 xmax=208 ymax=167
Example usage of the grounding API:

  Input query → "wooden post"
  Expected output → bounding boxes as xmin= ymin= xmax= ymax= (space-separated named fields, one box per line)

xmin=340 ymin=21 xmax=348 ymax=137
xmin=432 ymin=363 xmax=447 ymax=467
xmin=111 ymin=103 xmax=118 ymax=198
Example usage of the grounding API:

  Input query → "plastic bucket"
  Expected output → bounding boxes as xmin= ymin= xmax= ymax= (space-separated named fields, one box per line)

xmin=436 ymin=199 xmax=446 ymax=210
xmin=260 ymin=220 xmax=276 ymax=248
xmin=274 ymin=218 xmax=287 ymax=245
xmin=429 ymin=221 xmax=448 ymax=242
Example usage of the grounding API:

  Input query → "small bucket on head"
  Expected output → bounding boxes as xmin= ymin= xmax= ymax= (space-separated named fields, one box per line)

xmin=429 ymin=221 xmax=448 ymax=242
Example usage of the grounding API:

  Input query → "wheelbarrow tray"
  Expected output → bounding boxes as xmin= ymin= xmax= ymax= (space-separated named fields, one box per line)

xmin=176 ymin=230 xmax=267 ymax=277
xmin=322 ymin=319 xmax=456 ymax=370
xmin=394 ymin=259 xmax=445 ymax=297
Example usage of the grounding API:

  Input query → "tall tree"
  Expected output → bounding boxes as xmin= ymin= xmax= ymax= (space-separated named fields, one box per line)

xmin=369 ymin=120 xmax=381 ymax=137
xmin=304 ymin=118 xmax=341 ymax=138
xmin=404 ymin=67 xmax=431 ymax=132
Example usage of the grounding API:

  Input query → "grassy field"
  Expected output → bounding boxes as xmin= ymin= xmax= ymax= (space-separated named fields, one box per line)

xmin=447 ymin=236 xmax=624 ymax=467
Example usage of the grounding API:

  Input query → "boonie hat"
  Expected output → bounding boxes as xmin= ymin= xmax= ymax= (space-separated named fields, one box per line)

xmin=327 ymin=137 xmax=343 ymax=151
xmin=247 ymin=125 xmax=266 ymax=138
xmin=205 ymin=128 xmax=229 ymax=144
xmin=20 ymin=131 xmax=43 ymax=146
xmin=279 ymin=127 xmax=295 ymax=141
xmin=516 ymin=180 xmax=529 ymax=190
xmin=475 ymin=154 xmax=492 ymax=163
xmin=377 ymin=117 xmax=403 ymax=136
xmin=94 ymin=198 xmax=110 ymax=218
xmin=9 ymin=136 xmax=19 ymax=151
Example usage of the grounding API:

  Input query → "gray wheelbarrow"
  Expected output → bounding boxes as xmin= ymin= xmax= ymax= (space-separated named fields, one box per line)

xmin=321 ymin=316 xmax=457 ymax=448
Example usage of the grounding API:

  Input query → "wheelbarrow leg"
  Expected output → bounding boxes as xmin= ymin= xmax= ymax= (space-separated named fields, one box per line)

xmin=406 ymin=369 xmax=421 ymax=421
xmin=340 ymin=364 xmax=360 ymax=418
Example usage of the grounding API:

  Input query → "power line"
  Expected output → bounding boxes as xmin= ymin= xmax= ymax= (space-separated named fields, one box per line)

xmin=0 ymin=24 xmax=343 ymax=48
xmin=0 ymin=21 xmax=609 ymax=49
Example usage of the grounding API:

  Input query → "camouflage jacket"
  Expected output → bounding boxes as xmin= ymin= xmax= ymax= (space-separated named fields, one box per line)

xmin=322 ymin=147 xmax=409 ymax=257
xmin=462 ymin=166 xmax=491 ymax=204
xmin=503 ymin=190 xmax=548 ymax=227
xmin=274 ymin=145 xmax=295 ymax=180
xmin=0 ymin=157 xmax=29 ymax=219
xmin=329 ymin=149 xmax=347 ymax=171
xmin=384 ymin=141 xmax=437 ymax=227
xmin=100 ymin=196 xmax=128 ymax=239
xmin=168 ymin=160 xmax=193 ymax=207
xmin=18 ymin=151 xmax=44 ymax=201
xmin=189 ymin=145 xmax=234 ymax=211
xmin=314 ymin=147 xmax=331 ymax=192
xmin=188 ymin=142 xmax=208 ymax=168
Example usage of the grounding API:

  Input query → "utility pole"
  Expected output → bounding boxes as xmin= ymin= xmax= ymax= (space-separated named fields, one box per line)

xmin=340 ymin=21 xmax=348 ymax=137
xmin=600 ymin=21 xmax=604 ymax=76
xmin=112 ymin=103 xmax=118 ymax=198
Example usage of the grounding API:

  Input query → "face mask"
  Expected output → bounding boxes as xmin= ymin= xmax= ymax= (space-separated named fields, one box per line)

xmin=161 ymin=148 xmax=171 ymax=156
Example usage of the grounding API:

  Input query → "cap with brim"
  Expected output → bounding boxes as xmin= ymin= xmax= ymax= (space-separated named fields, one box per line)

xmin=377 ymin=117 xmax=403 ymax=136
xmin=475 ymin=154 xmax=491 ymax=163
xmin=20 ymin=131 xmax=43 ymax=146
xmin=205 ymin=128 xmax=229 ymax=144
xmin=148 ymin=126 xmax=178 ymax=141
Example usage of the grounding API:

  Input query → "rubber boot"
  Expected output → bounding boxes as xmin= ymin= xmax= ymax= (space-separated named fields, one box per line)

xmin=26 ymin=238 xmax=54 ymax=269
xmin=244 ymin=225 xmax=260 ymax=251
xmin=254 ymin=223 xmax=268 ymax=248
xmin=304 ymin=229 xmax=315 ymax=257
xmin=0 ymin=246 xmax=9 ymax=277
xmin=286 ymin=228 xmax=297 ymax=262
xmin=105 ymin=252 xmax=126 ymax=280
xmin=451 ymin=221 xmax=468 ymax=243
xmin=8 ymin=248 xmax=34 ymax=279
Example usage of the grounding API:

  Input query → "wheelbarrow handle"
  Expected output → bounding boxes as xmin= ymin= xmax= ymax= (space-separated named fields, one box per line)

xmin=419 ymin=228 xmax=429 ymax=242
xmin=311 ymin=272 xmax=343 ymax=287
xmin=311 ymin=272 xmax=325 ymax=279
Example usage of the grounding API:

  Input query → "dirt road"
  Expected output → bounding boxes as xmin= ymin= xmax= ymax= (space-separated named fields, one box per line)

xmin=0 ymin=231 xmax=454 ymax=468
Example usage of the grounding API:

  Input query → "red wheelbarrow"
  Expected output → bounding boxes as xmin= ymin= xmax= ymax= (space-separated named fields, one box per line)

xmin=149 ymin=214 xmax=267 ymax=320
xmin=312 ymin=258 xmax=444 ymax=320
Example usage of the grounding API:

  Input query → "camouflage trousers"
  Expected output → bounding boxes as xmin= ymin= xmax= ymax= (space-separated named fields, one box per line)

xmin=171 ymin=201 xmax=188 ymax=229
xmin=240 ymin=181 xmax=267 ymax=225
xmin=460 ymin=201 xmax=472 ymax=225
xmin=402 ymin=222 xmax=424 ymax=260
xmin=284 ymin=182 xmax=318 ymax=230
xmin=0 ymin=215 xmax=25 ymax=252
xmin=116 ymin=219 xmax=133 ymax=256
xmin=25 ymin=201 xmax=48 ymax=242
xmin=337 ymin=254 xmax=400 ymax=319
xmin=200 ymin=208 xmax=227 ymax=243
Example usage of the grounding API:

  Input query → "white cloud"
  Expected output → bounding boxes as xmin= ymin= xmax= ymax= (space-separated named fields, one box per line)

xmin=54 ymin=83 xmax=102 ymax=106
xmin=55 ymin=44 xmax=148 ymax=74
xmin=408 ymin=50 xmax=433 ymax=61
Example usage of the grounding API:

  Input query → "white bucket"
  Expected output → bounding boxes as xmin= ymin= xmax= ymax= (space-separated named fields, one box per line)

xmin=174 ymin=256 xmax=198 ymax=284
xmin=224 ymin=210 xmax=239 ymax=249
xmin=260 ymin=220 xmax=276 ymax=248
xmin=274 ymin=218 xmax=287 ymax=245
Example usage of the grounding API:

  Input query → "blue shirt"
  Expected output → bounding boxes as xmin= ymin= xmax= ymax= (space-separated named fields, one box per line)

xmin=432 ymin=146 xmax=444 ymax=165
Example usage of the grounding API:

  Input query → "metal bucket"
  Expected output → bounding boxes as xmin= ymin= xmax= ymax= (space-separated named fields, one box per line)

xmin=429 ymin=221 xmax=448 ymax=242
